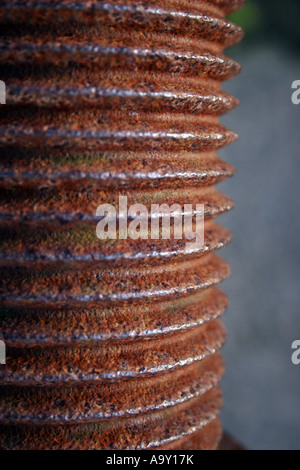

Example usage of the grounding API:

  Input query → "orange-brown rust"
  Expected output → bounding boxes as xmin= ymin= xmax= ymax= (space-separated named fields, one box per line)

xmin=0 ymin=0 xmax=245 ymax=449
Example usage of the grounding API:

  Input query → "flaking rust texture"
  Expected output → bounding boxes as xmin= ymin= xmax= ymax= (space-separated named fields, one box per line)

xmin=0 ymin=0 xmax=245 ymax=450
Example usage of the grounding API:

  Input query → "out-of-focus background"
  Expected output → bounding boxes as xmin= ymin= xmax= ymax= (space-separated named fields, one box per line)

xmin=219 ymin=0 xmax=300 ymax=450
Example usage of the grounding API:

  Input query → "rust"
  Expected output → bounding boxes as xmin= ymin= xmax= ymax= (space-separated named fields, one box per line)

xmin=0 ymin=0 xmax=245 ymax=450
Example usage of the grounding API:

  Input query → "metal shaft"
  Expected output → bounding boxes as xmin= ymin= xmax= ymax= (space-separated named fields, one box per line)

xmin=0 ymin=0 xmax=244 ymax=450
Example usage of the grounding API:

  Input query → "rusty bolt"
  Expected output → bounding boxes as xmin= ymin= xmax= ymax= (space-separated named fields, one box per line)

xmin=0 ymin=0 xmax=245 ymax=450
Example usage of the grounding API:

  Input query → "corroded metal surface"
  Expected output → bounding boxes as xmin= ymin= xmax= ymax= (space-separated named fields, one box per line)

xmin=0 ymin=0 xmax=244 ymax=450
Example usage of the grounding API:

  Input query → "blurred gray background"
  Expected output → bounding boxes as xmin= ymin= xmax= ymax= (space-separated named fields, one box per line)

xmin=219 ymin=0 xmax=300 ymax=450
